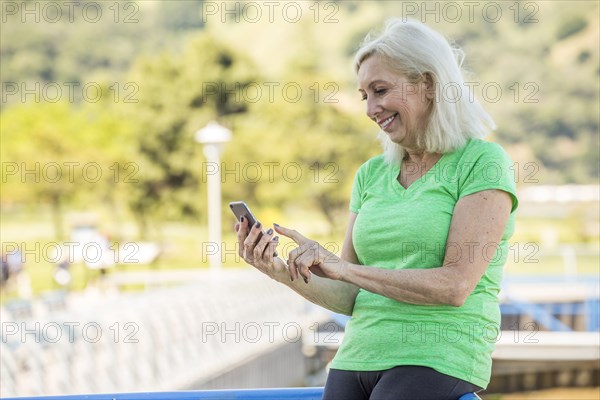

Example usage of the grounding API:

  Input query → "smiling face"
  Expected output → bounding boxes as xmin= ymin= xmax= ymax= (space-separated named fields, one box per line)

xmin=358 ymin=55 xmax=434 ymax=150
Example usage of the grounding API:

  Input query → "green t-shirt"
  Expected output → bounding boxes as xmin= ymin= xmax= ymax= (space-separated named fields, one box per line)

xmin=330 ymin=139 xmax=518 ymax=389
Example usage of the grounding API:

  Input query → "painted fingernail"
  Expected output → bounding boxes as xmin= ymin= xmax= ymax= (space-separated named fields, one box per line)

xmin=255 ymin=221 xmax=261 ymax=228
xmin=273 ymin=236 xmax=279 ymax=241
xmin=266 ymin=228 xmax=273 ymax=235
xmin=240 ymin=216 xmax=244 ymax=222
xmin=274 ymin=223 xmax=280 ymax=227
xmin=303 ymin=277 xmax=308 ymax=284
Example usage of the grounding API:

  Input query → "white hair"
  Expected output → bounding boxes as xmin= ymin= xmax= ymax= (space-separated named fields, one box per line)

xmin=354 ymin=18 xmax=496 ymax=165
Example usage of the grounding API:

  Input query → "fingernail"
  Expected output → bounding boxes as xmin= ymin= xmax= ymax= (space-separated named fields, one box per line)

xmin=255 ymin=221 xmax=261 ymax=228
xmin=266 ymin=228 xmax=273 ymax=235
xmin=240 ymin=216 xmax=244 ymax=222
xmin=273 ymin=236 xmax=279 ymax=241
xmin=274 ymin=223 xmax=280 ymax=227
xmin=303 ymin=277 xmax=308 ymax=284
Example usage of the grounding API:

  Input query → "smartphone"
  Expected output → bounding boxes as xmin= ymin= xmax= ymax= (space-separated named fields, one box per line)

xmin=230 ymin=201 xmax=279 ymax=258
xmin=229 ymin=201 xmax=262 ymax=241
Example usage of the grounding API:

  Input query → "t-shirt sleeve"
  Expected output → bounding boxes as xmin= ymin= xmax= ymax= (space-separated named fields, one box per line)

xmin=349 ymin=161 xmax=369 ymax=213
xmin=457 ymin=142 xmax=519 ymax=212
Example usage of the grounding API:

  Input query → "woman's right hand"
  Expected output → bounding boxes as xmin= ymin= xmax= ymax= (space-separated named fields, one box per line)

xmin=235 ymin=217 xmax=288 ymax=280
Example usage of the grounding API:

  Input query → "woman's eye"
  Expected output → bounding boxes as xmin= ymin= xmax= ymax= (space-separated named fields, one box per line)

xmin=360 ymin=88 xmax=387 ymax=101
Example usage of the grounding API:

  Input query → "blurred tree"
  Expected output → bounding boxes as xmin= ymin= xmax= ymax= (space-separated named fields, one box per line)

xmin=0 ymin=100 xmax=135 ymax=239
xmin=0 ymin=0 xmax=168 ymax=109
xmin=124 ymin=32 xmax=259 ymax=237
xmin=223 ymin=22 xmax=380 ymax=235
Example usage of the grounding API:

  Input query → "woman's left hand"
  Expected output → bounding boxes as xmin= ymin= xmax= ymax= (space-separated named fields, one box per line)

xmin=274 ymin=224 xmax=348 ymax=283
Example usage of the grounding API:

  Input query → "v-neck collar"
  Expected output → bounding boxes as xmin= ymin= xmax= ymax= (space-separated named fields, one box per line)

xmin=390 ymin=152 xmax=448 ymax=195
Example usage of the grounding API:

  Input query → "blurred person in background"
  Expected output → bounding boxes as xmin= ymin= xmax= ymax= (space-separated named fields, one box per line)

xmin=1 ymin=247 xmax=31 ymax=298
xmin=1 ymin=253 xmax=9 ymax=286
xmin=236 ymin=19 xmax=517 ymax=400
xmin=53 ymin=255 xmax=72 ymax=287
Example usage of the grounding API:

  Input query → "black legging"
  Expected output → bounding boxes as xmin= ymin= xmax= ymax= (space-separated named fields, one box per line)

xmin=322 ymin=366 xmax=482 ymax=400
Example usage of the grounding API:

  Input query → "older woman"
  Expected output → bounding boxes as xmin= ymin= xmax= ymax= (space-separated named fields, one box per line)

xmin=235 ymin=19 xmax=517 ymax=399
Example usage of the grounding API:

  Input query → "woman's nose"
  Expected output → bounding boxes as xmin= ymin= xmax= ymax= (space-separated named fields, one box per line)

xmin=366 ymin=98 xmax=382 ymax=120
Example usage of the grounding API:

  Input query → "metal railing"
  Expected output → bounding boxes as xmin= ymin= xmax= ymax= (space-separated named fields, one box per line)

xmin=3 ymin=388 xmax=325 ymax=400
xmin=2 ymin=388 xmax=482 ymax=400
xmin=501 ymin=274 xmax=600 ymax=332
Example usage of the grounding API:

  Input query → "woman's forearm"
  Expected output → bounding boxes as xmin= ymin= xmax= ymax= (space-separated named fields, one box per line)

xmin=341 ymin=263 xmax=464 ymax=307
xmin=271 ymin=217 xmax=361 ymax=315
xmin=272 ymin=266 xmax=360 ymax=315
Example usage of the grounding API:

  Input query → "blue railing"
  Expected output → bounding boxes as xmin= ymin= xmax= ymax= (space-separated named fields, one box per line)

xmin=3 ymin=388 xmax=481 ymax=400
xmin=501 ymin=298 xmax=600 ymax=331
xmin=331 ymin=276 xmax=600 ymax=333
xmin=500 ymin=275 xmax=600 ymax=332
xmin=4 ymin=388 xmax=324 ymax=400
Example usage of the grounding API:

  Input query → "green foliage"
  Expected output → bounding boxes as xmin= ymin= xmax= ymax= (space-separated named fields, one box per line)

xmin=0 ymin=0 xmax=184 ymax=104
xmin=1 ymin=99 xmax=136 ymax=238
xmin=122 ymin=31 xmax=260 ymax=235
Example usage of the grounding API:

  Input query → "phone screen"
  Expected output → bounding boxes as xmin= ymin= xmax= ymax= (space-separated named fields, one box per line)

xmin=229 ymin=201 xmax=262 ymax=240
xmin=230 ymin=201 xmax=280 ymax=256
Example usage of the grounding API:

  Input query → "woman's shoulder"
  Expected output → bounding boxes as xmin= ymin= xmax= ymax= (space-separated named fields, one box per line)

xmin=452 ymin=138 xmax=512 ymax=163
xmin=355 ymin=154 xmax=388 ymax=175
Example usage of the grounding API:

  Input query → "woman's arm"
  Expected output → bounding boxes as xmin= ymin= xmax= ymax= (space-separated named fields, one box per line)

xmin=280 ymin=189 xmax=513 ymax=307
xmin=272 ymin=266 xmax=359 ymax=315
xmin=236 ymin=212 xmax=360 ymax=315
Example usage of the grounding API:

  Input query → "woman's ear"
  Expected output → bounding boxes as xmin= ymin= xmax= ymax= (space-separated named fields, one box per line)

xmin=422 ymin=72 xmax=435 ymax=100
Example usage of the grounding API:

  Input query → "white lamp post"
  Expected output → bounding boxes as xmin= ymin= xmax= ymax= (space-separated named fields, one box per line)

xmin=195 ymin=121 xmax=232 ymax=271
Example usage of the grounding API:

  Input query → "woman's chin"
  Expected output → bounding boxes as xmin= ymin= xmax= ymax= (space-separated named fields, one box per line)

xmin=385 ymin=130 xmax=406 ymax=145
